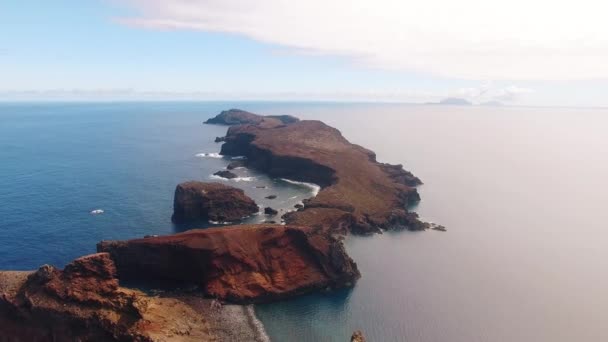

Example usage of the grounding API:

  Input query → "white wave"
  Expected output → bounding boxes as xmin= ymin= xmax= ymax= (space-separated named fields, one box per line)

xmin=231 ymin=155 xmax=247 ymax=160
xmin=90 ymin=209 xmax=104 ymax=215
xmin=245 ymin=305 xmax=271 ymax=342
xmin=209 ymin=220 xmax=232 ymax=225
xmin=195 ymin=152 xmax=222 ymax=158
xmin=280 ymin=178 xmax=321 ymax=197
xmin=233 ymin=177 xmax=255 ymax=182
xmin=209 ymin=175 xmax=255 ymax=182
xmin=288 ymin=195 xmax=298 ymax=200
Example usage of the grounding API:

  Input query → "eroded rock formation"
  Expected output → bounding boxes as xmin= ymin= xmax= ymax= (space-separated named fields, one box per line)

xmin=171 ymin=181 xmax=258 ymax=223
xmin=98 ymin=224 xmax=360 ymax=303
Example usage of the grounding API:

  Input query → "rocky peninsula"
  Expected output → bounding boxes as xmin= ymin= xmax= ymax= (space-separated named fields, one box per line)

xmin=216 ymin=109 xmax=425 ymax=234
xmin=0 ymin=108 xmax=426 ymax=340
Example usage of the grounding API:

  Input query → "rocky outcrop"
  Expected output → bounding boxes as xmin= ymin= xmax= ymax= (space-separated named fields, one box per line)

xmin=0 ymin=254 xmax=149 ymax=341
xmin=213 ymin=112 xmax=424 ymax=234
xmin=214 ymin=136 xmax=226 ymax=143
xmin=264 ymin=207 xmax=278 ymax=215
xmin=171 ymin=181 xmax=259 ymax=223
xmin=0 ymin=253 xmax=269 ymax=341
xmin=351 ymin=330 xmax=366 ymax=342
xmin=98 ymin=225 xmax=360 ymax=303
xmin=213 ymin=170 xmax=238 ymax=179
xmin=227 ymin=160 xmax=245 ymax=170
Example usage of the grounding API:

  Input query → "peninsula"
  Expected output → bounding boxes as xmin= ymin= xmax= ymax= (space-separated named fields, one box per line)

xmin=0 ymin=108 xmax=427 ymax=341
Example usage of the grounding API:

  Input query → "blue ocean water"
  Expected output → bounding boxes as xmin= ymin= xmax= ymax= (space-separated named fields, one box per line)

xmin=2 ymin=102 xmax=608 ymax=342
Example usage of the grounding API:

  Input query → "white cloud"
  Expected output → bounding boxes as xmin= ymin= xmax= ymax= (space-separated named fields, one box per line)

xmin=118 ymin=0 xmax=608 ymax=81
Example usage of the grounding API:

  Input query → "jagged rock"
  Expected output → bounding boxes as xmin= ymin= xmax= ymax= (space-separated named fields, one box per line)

xmin=98 ymin=225 xmax=360 ymax=303
xmin=0 ymin=255 xmax=219 ymax=341
xmin=213 ymin=170 xmax=238 ymax=179
xmin=264 ymin=207 xmax=278 ymax=215
xmin=171 ymin=181 xmax=258 ymax=223
xmin=214 ymin=136 xmax=226 ymax=143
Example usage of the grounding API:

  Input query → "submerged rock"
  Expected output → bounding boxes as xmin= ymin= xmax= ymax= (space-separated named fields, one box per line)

xmin=213 ymin=170 xmax=238 ymax=179
xmin=265 ymin=195 xmax=277 ymax=199
xmin=227 ymin=160 xmax=245 ymax=170
xmin=171 ymin=181 xmax=258 ymax=223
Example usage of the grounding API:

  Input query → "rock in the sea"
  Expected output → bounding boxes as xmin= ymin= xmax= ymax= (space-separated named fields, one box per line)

xmin=351 ymin=330 xmax=366 ymax=342
xmin=98 ymin=225 xmax=360 ymax=303
xmin=294 ymin=203 xmax=304 ymax=209
xmin=213 ymin=170 xmax=238 ymax=179
xmin=431 ymin=224 xmax=447 ymax=232
xmin=264 ymin=207 xmax=278 ymax=215
xmin=214 ymin=136 xmax=226 ymax=143
xmin=265 ymin=195 xmax=277 ymax=199
xmin=171 ymin=181 xmax=258 ymax=223
xmin=227 ymin=160 xmax=245 ymax=170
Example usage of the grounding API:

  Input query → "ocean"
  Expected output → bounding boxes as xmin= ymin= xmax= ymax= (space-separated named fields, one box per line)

xmin=1 ymin=102 xmax=607 ymax=341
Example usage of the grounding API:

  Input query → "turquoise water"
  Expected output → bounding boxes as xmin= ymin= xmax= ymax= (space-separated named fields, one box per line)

xmin=2 ymin=102 xmax=608 ymax=341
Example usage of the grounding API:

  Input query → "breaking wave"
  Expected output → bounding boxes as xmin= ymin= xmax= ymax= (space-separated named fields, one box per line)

xmin=195 ymin=152 xmax=222 ymax=158
xmin=210 ymin=175 xmax=255 ymax=182
xmin=280 ymin=179 xmax=321 ymax=197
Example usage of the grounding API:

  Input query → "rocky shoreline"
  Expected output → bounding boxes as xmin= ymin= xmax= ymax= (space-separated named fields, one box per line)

xmin=0 ymin=108 xmax=429 ymax=340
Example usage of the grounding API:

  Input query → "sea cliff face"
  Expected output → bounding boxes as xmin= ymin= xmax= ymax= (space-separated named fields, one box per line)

xmin=98 ymin=224 xmax=360 ymax=303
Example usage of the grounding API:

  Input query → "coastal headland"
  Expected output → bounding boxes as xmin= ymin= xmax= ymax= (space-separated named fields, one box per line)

xmin=0 ymin=109 xmax=426 ymax=340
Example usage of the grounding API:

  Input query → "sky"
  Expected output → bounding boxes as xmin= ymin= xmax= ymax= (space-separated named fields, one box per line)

xmin=1 ymin=0 xmax=607 ymax=106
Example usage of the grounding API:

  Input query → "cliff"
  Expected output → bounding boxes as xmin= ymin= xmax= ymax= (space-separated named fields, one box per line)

xmin=0 ymin=253 xmax=273 ymax=341
xmin=98 ymin=224 xmax=360 ymax=303
xmin=217 ymin=112 xmax=423 ymax=234
xmin=171 ymin=181 xmax=259 ymax=223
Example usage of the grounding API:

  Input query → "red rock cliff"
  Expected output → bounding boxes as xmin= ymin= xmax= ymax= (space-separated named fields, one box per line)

xmin=98 ymin=224 xmax=360 ymax=303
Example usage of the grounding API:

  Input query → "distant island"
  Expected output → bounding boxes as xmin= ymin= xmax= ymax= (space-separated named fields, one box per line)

xmin=479 ymin=100 xmax=504 ymax=106
xmin=426 ymin=97 xmax=472 ymax=106
xmin=427 ymin=98 xmax=507 ymax=106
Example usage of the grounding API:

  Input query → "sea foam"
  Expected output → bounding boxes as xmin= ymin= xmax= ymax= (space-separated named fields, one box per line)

xmin=210 ymin=175 xmax=255 ymax=182
xmin=195 ymin=152 xmax=222 ymax=158
xmin=280 ymin=178 xmax=321 ymax=197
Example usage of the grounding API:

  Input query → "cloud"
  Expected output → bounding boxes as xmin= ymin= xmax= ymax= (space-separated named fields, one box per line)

xmin=118 ymin=0 xmax=608 ymax=81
